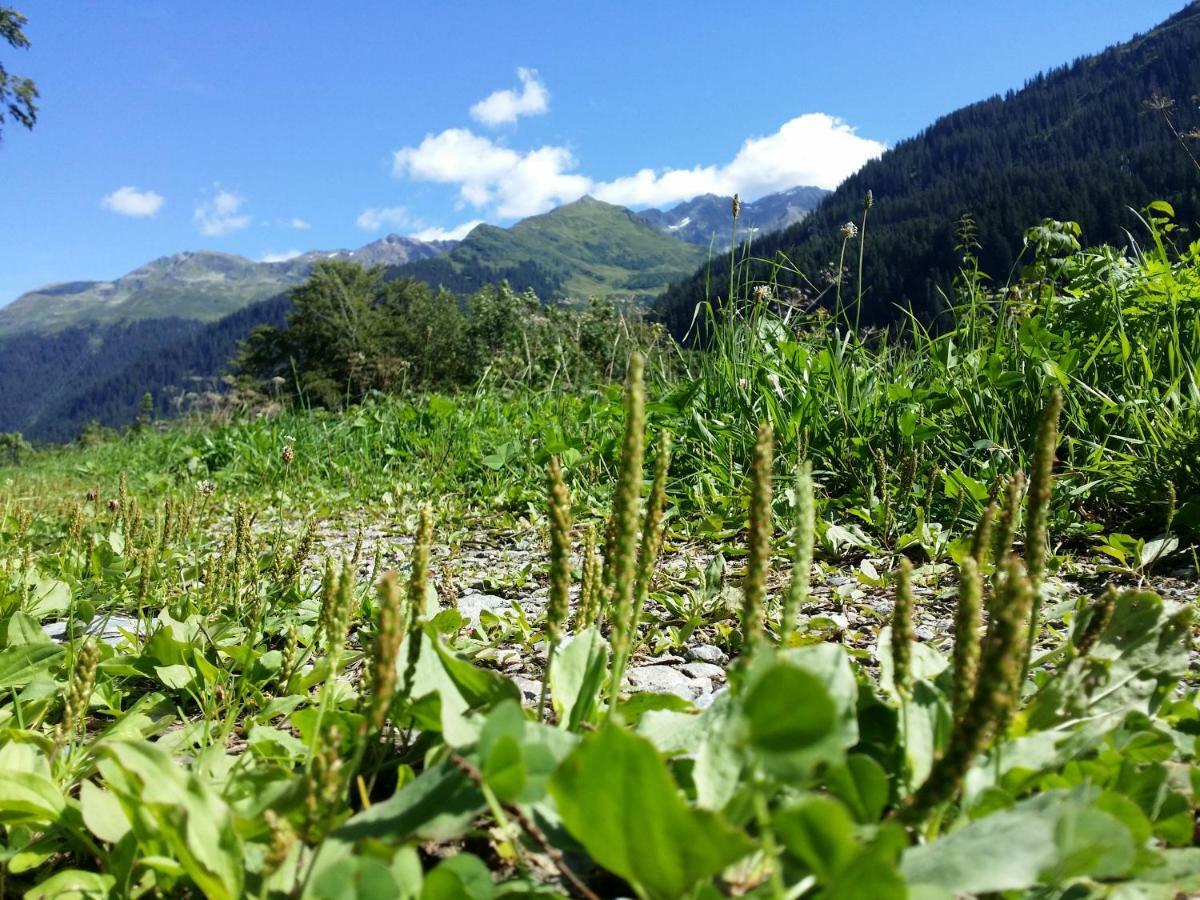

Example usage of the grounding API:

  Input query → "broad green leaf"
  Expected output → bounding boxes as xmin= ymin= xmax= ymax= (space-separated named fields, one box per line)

xmin=640 ymin=690 xmax=744 ymax=810
xmin=26 ymin=578 xmax=71 ymax=619
xmin=1029 ymin=591 xmax=1189 ymax=729
xmin=306 ymin=856 xmax=402 ymax=899
xmin=6 ymin=612 xmax=51 ymax=647
xmin=825 ymin=754 xmax=891 ymax=823
xmin=421 ymin=853 xmax=494 ymax=899
xmin=549 ymin=723 xmax=752 ymax=899
xmin=97 ymin=741 xmax=244 ymax=900
xmin=429 ymin=632 xmax=520 ymax=708
xmin=154 ymin=664 xmax=196 ymax=691
xmin=549 ymin=627 xmax=608 ymax=730
xmin=0 ymin=644 xmax=64 ymax=690
xmin=902 ymin=789 xmax=1137 ymax=894
xmin=80 ymin=779 xmax=130 ymax=844
xmin=482 ymin=735 xmax=526 ymax=804
xmin=774 ymin=795 xmax=859 ymax=881
xmin=23 ymin=869 xmax=115 ymax=900
xmin=0 ymin=771 xmax=66 ymax=825
xmin=333 ymin=759 xmax=482 ymax=845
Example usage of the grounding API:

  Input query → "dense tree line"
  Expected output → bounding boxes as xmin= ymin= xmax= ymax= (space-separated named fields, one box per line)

xmin=656 ymin=2 xmax=1200 ymax=338
xmin=237 ymin=260 xmax=668 ymax=409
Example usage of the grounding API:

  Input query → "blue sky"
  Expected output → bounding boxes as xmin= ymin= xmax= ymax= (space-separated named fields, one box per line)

xmin=0 ymin=0 xmax=1187 ymax=304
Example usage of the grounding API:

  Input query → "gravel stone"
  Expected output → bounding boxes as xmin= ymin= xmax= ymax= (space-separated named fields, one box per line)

xmin=625 ymin=665 xmax=707 ymax=700
xmin=687 ymin=645 xmax=728 ymax=665
xmin=680 ymin=661 xmax=726 ymax=681
xmin=455 ymin=593 xmax=511 ymax=625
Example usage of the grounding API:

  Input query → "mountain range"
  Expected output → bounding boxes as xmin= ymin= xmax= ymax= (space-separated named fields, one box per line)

xmin=0 ymin=234 xmax=453 ymax=336
xmin=637 ymin=186 xmax=829 ymax=248
xmin=657 ymin=2 xmax=1200 ymax=337
xmin=8 ymin=3 xmax=1200 ymax=440
xmin=0 ymin=191 xmax=777 ymax=439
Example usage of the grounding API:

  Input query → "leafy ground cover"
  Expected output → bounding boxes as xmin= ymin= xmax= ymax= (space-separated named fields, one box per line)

xmin=1 ymin=214 xmax=1199 ymax=897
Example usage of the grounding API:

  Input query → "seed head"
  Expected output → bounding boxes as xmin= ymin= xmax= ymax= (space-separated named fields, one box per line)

xmin=951 ymin=556 xmax=983 ymax=719
xmin=782 ymin=459 xmax=815 ymax=642
xmin=903 ymin=556 xmax=1032 ymax=821
xmin=1073 ymin=584 xmax=1117 ymax=658
xmin=742 ymin=423 xmax=774 ymax=653
xmin=198 ymin=480 xmax=216 ymax=497
xmin=731 ymin=193 xmax=742 ymax=221
xmin=864 ymin=190 xmax=874 ymax=211
xmin=840 ymin=221 xmax=859 ymax=241
xmin=1026 ymin=388 xmax=1063 ymax=593
xmin=281 ymin=445 xmax=295 ymax=466
xmin=606 ymin=353 xmax=646 ymax=678
xmin=368 ymin=572 xmax=406 ymax=733
xmin=546 ymin=457 xmax=573 ymax=645
xmin=891 ymin=558 xmax=916 ymax=699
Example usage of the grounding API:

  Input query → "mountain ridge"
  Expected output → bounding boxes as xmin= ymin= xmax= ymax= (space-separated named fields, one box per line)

xmin=636 ymin=185 xmax=828 ymax=247
xmin=656 ymin=1 xmax=1200 ymax=337
xmin=0 ymin=235 xmax=453 ymax=336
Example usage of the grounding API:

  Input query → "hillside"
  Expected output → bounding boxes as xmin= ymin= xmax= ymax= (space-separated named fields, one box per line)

xmin=0 ymin=235 xmax=450 ymax=336
xmin=637 ymin=185 xmax=828 ymax=247
xmin=393 ymin=196 xmax=707 ymax=301
xmin=657 ymin=2 xmax=1200 ymax=337
xmin=0 ymin=293 xmax=291 ymax=441
xmin=0 ymin=198 xmax=708 ymax=440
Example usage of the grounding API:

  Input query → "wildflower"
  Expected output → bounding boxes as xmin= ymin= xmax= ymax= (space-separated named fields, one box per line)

xmin=752 ymin=284 xmax=773 ymax=303
xmin=198 ymin=480 xmax=216 ymax=497
xmin=281 ymin=445 xmax=295 ymax=466
xmin=732 ymin=193 xmax=742 ymax=220
xmin=85 ymin=487 xmax=98 ymax=503
xmin=106 ymin=498 xmax=119 ymax=513
xmin=840 ymin=221 xmax=859 ymax=240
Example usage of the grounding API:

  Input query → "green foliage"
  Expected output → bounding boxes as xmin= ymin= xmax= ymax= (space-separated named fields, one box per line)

xmin=0 ymin=351 xmax=1195 ymax=897
xmin=0 ymin=6 xmax=37 ymax=140
xmin=237 ymin=262 xmax=673 ymax=409
xmin=657 ymin=3 xmax=1200 ymax=335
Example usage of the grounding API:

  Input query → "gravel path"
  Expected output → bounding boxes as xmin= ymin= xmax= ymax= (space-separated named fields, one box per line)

xmin=300 ymin=512 xmax=1200 ymax=706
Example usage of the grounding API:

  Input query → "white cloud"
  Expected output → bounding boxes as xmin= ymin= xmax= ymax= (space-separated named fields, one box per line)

xmin=194 ymin=188 xmax=251 ymax=236
xmin=469 ymin=67 xmax=549 ymax=126
xmin=391 ymin=114 xmax=884 ymax=221
xmin=356 ymin=206 xmax=415 ymax=231
xmin=593 ymin=114 xmax=886 ymax=205
xmin=410 ymin=220 xmax=484 ymax=242
xmin=101 ymin=186 xmax=165 ymax=217
xmin=393 ymin=128 xmax=589 ymax=218
xmin=287 ymin=217 xmax=311 ymax=230
xmin=260 ymin=249 xmax=303 ymax=263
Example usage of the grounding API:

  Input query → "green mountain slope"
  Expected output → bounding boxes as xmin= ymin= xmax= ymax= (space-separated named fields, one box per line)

xmin=395 ymin=196 xmax=707 ymax=301
xmin=657 ymin=2 xmax=1200 ymax=337
xmin=0 ymin=236 xmax=451 ymax=336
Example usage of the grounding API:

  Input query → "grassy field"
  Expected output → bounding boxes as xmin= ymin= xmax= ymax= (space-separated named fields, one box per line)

xmin=1 ymin=213 xmax=1199 ymax=897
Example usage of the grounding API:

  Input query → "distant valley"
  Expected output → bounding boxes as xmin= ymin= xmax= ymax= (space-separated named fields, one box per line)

xmin=0 ymin=185 xmax=824 ymax=440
